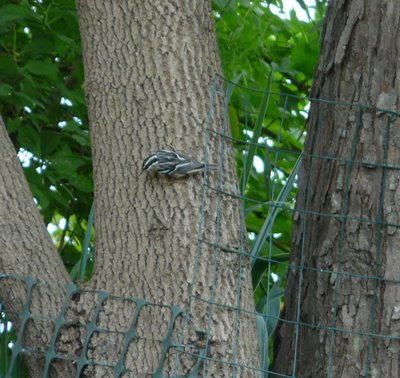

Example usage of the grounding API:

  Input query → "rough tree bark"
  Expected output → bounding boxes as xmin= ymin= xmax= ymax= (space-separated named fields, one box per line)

xmin=0 ymin=1 xmax=259 ymax=376
xmin=0 ymin=115 xmax=72 ymax=376
xmin=273 ymin=1 xmax=400 ymax=377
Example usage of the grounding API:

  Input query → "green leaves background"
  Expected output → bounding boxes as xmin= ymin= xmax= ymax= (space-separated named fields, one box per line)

xmin=0 ymin=0 xmax=91 ymax=273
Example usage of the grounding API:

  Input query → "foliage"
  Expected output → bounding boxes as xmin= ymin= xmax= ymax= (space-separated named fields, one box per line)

xmin=0 ymin=0 xmax=91 ymax=274
xmin=213 ymin=0 xmax=325 ymax=305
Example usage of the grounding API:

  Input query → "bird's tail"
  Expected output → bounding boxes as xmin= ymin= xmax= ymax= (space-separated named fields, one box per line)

xmin=204 ymin=163 xmax=218 ymax=171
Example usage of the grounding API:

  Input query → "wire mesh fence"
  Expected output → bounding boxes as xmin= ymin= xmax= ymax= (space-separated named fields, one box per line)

xmin=1 ymin=78 xmax=400 ymax=377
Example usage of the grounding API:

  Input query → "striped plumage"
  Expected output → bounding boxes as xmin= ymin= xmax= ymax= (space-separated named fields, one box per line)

xmin=141 ymin=148 xmax=218 ymax=176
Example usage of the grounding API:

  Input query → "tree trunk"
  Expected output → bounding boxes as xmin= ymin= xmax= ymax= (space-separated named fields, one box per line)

xmin=77 ymin=1 xmax=259 ymax=374
xmin=0 ymin=1 xmax=259 ymax=376
xmin=0 ymin=115 xmax=72 ymax=376
xmin=273 ymin=1 xmax=400 ymax=376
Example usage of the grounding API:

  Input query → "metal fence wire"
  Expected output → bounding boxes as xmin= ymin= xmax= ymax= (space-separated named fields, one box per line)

xmin=1 ymin=78 xmax=400 ymax=377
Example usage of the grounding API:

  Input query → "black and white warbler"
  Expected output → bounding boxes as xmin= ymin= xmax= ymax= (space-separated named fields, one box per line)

xmin=141 ymin=148 xmax=218 ymax=176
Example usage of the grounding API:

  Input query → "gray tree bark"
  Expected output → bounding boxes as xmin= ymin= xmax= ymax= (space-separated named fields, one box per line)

xmin=0 ymin=115 xmax=71 ymax=376
xmin=273 ymin=1 xmax=400 ymax=376
xmin=77 ymin=1 xmax=259 ymax=375
xmin=0 ymin=1 xmax=259 ymax=376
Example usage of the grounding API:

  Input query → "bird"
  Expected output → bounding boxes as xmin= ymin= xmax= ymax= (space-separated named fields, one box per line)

xmin=141 ymin=148 xmax=218 ymax=176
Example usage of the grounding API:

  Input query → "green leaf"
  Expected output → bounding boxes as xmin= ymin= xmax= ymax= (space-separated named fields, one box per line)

xmin=256 ymin=313 xmax=268 ymax=375
xmin=78 ymin=202 xmax=95 ymax=282
xmin=296 ymin=0 xmax=312 ymax=21
xmin=24 ymin=60 xmax=58 ymax=81
xmin=0 ymin=313 xmax=10 ymax=375
xmin=255 ymin=285 xmax=283 ymax=375
xmin=0 ymin=3 xmax=31 ymax=24
xmin=257 ymin=284 xmax=284 ymax=335
xmin=251 ymin=155 xmax=302 ymax=269
xmin=6 ymin=117 xmax=22 ymax=133
xmin=68 ymin=174 xmax=93 ymax=193
xmin=0 ymin=56 xmax=19 ymax=78
xmin=40 ymin=131 xmax=61 ymax=156
xmin=18 ymin=126 xmax=41 ymax=155
xmin=30 ymin=183 xmax=50 ymax=210
xmin=240 ymin=74 xmax=273 ymax=193
xmin=0 ymin=84 xmax=13 ymax=97
xmin=24 ymin=36 xmax=56 ymax=56
xmin=51 ymin=150 xmax=88 ymax=177
xmin=70 ymin=132 xmax=90 ymax=147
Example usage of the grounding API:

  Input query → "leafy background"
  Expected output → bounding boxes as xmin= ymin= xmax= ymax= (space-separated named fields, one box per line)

xmin=0 ymin=0 xmax=326 ymax=373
